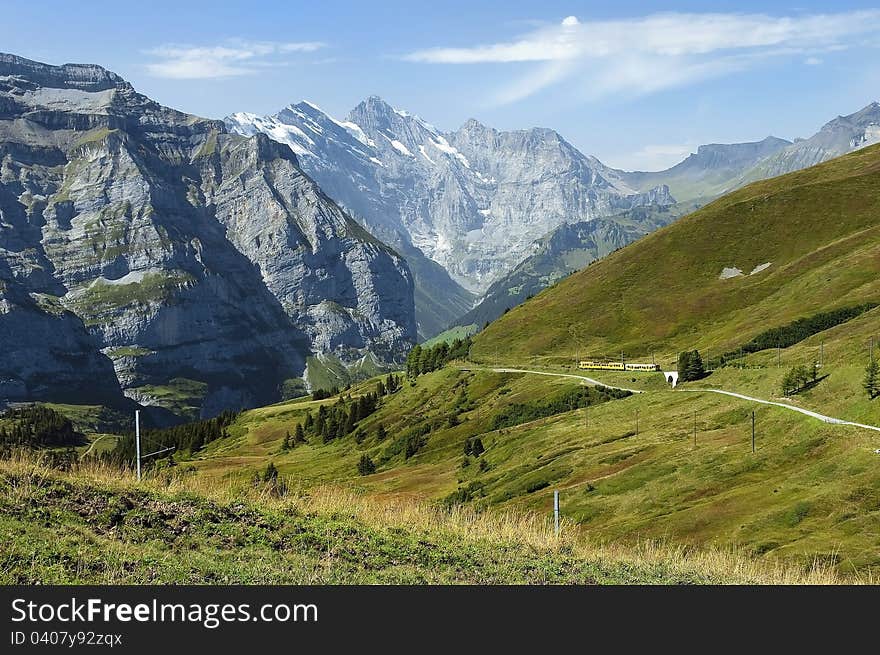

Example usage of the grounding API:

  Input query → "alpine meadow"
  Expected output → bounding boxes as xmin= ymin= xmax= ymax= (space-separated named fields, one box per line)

xmin=3 ymin=3 xmax=880 ymax=595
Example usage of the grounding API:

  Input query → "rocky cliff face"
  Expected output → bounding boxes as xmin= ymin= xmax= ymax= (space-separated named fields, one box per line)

xmin=621 ymin=137 xmax=792 ymax=202
xmin=0 ymin=54 xmax=415 ymax=417
xmin=623 ymin=102 xmax=880 ymax=202
xmin=736 ymin=102 xmax=880 ymax=184
xmin=227 ymin=101 xmax=474 ymax=339
xmin=226 ymin=98 xmax=673 ymax=298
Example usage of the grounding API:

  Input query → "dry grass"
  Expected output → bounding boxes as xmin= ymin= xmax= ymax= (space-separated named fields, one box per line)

xmin=0 ymin=450 xmax=864 ymax=585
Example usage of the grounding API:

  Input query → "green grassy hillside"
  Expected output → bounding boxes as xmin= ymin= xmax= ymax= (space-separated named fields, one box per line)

xmin=180 ymin=301 xmax=880 ymax=573
xmin=471 ymin=143 xmax=880 ymax=366
xmin=15 ymin=144 xmax=880 ymax=582
xmin=142 ymin=144 xmax=880 ymax=575
xmin=3 ymin=454 xmax=838 ymax=584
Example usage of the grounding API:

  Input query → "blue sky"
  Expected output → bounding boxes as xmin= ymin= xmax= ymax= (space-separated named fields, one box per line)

xmin=4 ymin=1 xmax=880 ymax=170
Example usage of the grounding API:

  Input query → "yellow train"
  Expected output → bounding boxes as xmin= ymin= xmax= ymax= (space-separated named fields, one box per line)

xmin=579 ymin=361 xmax=660 ymax=372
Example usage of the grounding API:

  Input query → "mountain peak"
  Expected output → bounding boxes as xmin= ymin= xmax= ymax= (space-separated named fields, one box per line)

xmin=458 ymin=118 xmax=491 ymax=134
xmin=355 ymin=95 xmax=395 ymax=114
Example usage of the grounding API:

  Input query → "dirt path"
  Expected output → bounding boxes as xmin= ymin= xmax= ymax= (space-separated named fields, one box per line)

xmin=682 ymin=387 xmax=880 ymax=433
xmin=484 ymin=367 xmax=644 ymax=394
xmin=475 ymin=366 xmax=880 ymax=433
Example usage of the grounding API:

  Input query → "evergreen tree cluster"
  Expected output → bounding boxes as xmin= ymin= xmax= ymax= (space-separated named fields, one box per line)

xmin=715 ymin=304 xmax=877 ymax=367
xmin=376 ymin=373 xmax=402 ymax=397
xmin=281 ymin=423 xmax=308 ymax=451
xmin=0 ymin=405 xmax=85 ymax=449
xmin=406 ymin=338 xmax=471 ymax=378
xmin=311 ymin=386 xmax=340 ymax=401
xmin=381 ymin=422 xmax=433 ymax=461
xmin=107 ymin=410 xmax=238 ymax=465
xmin=357 ymin=454 xmax=376 ymax=476
xmin=781 ymin=363 xmax=820 ymax=396
xmin=463 ymin=437 xmax=484 ymax=457
xmin=677 ymin=350 xmax=707 ymax=381
xmin=301 ymin=392 xmax=379 ymax=444
xmin=491 ymin=385 xmax=630 ymax=431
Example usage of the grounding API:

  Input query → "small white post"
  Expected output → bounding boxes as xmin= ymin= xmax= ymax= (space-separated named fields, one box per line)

xmin=553 ymin=490 xmax=560 ymax=537
xmin=135 ymin=410 xmax=142 ymax=481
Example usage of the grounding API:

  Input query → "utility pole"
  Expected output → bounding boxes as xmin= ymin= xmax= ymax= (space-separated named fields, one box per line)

xmin=751 ymin=410 xmax=756 ymax=454
xmin=135 ymin=409 xmax=142 ymax=482
xmin=553 ymin=490 xmax=560 ymax=537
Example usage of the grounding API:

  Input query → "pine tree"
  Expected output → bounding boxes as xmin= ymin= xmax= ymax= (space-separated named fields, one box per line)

xmin=376 ymin=424 xmax=387 ymax=441
xmin=471 ymin=437 xmax=485 ymax=457
xmin=322 ymin=418 xmax=335 ymax=443
xmin=677 ymin=351 xmax=693 ymax=379
xmin=864 ymin=359 xmax=880 ymax=399
xmin=781 ymin=368 xmax=795 ymax=395
xmin=685 ymin=350 xmax=705 ymax=381
xmin=315 ymin=406 xmax=327 ymax=435
xmin=376 ymin=380 xmax=386 ymax=397
xmin=357 ymin=454 xmax=376 ymax=476
xmin=281 ymin=431 xmax=291 ymax=451
xmin=303 ymin=411 xmax=313 ymax=431
xmin=406 ymin=345 xmax=422 ymax=378
xmin=262 ymin=462 xmax=279 ymax=483
xmin=344 ymin=409 xmax=357 ymax=435
xmin=294 ymin=423 xmax=306 ymax=444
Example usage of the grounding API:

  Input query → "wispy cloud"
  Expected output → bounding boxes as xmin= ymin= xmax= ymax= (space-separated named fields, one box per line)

xmin=404 ymin=11 xmax=880 ymax=104
xmin=145 ymin=39 xmax=325 ymax=79
xmin=623 ymin=142 xmax=700 ymax=171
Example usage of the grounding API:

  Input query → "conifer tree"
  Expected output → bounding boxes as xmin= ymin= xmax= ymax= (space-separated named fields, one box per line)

xmin=357 ymin=454 xmax=376 ymax=476
xmin=865 ymin=359 xmax=879 ymax=399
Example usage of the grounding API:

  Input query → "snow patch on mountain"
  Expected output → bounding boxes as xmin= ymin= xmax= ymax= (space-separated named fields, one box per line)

xmin=720 ymin=267 xmax=744 ymax=279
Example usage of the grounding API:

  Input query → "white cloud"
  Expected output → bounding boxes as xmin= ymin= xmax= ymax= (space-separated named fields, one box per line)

xmin=805 ymin=56 xmax=823 ymax=65
xmin=145 ymin=40 xmax=325 ymax=79
xmin=404 ymin=10 xmax=880 ymax=104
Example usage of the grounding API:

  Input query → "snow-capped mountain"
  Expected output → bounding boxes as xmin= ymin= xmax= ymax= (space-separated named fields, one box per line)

xmin=226 ymin=98 xmax=673 ymax=301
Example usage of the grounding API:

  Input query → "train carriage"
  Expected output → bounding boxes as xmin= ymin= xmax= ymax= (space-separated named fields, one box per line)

xmin=578 ymin=361 xmax=660 ymax=372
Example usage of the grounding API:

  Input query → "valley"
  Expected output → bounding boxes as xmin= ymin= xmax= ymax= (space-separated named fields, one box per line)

xmin=2 ymin=49 xmax=880 ymax=585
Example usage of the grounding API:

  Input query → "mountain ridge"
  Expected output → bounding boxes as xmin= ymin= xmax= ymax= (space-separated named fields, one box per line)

xmin=225 ymin=96 xmax=674 ymax=306
xmin=0 ymin=53 xmax=416 ymax=418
